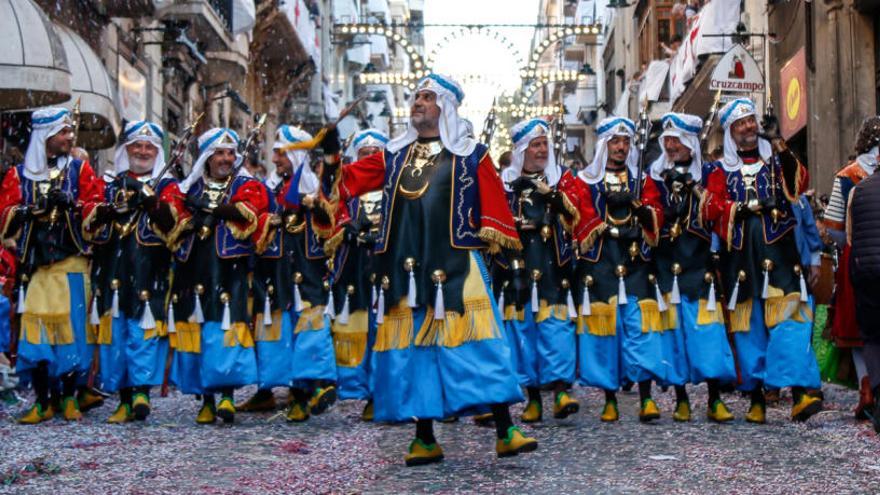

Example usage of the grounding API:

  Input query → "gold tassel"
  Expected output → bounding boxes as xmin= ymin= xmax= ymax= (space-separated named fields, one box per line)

xmin=576 ymin=298 xmax=617 ymax=336
xmin=730 ymin=299 xmax=753 ymax=333
xmin=373 ymin=301 xmax=414 ymax=351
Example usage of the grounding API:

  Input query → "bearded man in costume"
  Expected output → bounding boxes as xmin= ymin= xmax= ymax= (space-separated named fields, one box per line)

xmin=702 ymin=98 xmax=822 ymax=423
xmin=317 ymin=74 xmax=538 ymax=466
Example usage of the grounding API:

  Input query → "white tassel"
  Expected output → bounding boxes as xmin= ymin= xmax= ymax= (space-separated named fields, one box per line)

xmin=497 ymin=290 xmax=505 ymax=313
xmin=140 ymin=301 xmax=156 ymax=330
xmin=434 ymin=281 xmax=445 ymax=320
xmin=727 ymin=279 xmax=740 ymax=311
xmin=530 ymin=280 xmax=539 ymax=313
xmin=799 ymin=270 xmax=809 ymax=303
xmin=376 ymin=288 xmax=385 ymax=324
xmin=221 ymin=298 xmax=231 ymax=330
xmin=617 ymin=275 xmax=628 ymax=305
xmin=407 ymin=271 xmax=417 ymax=308
xmin=580 ymin=284 xmax=592 ymax=316
xmin=167 ymin=301 xmax=177 ymax=334
xmin=111 ymin=288 xmax=120 ymax=318
xmin=707 ymin=280 xmax=717 ymax=312
xmin=262 ymin=293 xmax=273 ymax=326
xmin=670 ymin=275 xmax=681 ymax=304
xmin=566 ymin=289 xmax=577 ymax=319
xmin=655 ymin=281 xmax=668 ymax=312
xmin=17 ymin=284 xmax=25 ymax=314
xmin=338 ymin=292 xmax=351 ymax=325
xmin=371 ymin=284 xmax=378 ymax=314
xmin=324 ymin=289 xmax=336 ymax=319
xmin=293 ymin=283 xmax=305 ymax=312
xmin=761 ymin=269 xmax=770 ymax=299
xmin=89 ymin=294 xmax=100 ymax=325
xmin=192 ymin=293 xmax=205 ymax=323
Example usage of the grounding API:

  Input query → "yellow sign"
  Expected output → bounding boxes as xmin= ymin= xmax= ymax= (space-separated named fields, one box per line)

xmin=786 ymin=77 xmax=801 ymax=121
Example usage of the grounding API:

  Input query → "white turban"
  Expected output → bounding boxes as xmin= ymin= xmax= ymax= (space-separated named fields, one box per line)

xmin=501 ymin=118 xmax=560 ymax=190
xmin=386 ymin=73 xmax=477 ymax=157
xmin=180 ymin=127 xmax=244 ymax=193
xmin=24 ymin=107 xmax=73 ymax=181
xmin=649 ymin=112 xmax=704 ymax=182
xmin=345 ymin=128 xmax=388 ymax=161
xmin=273 ymin=124 xmax=319 ymax=195
xmin=718 ymin=97 xmax=773 ymax=171
xmin=578 ymin=116 xmax=639 ymax=185
xmin=112 ymin=120 xmax=166 ymax=180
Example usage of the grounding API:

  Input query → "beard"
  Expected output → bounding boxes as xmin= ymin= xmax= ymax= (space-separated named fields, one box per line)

xmin=128 ymin=156 xmax=156 ymax=175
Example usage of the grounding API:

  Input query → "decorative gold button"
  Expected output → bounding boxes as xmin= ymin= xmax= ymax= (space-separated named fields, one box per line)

xmin=737 ymin=270 xmax=747 ymax=282
xmin=531 ymin=269 xmax=542 ymax=281
xmin=762 ymin=259 xmax=774 ymax=271
xmin=403 ymin=257 xmax=416 ymax=272
xmin=139 ymin=290 xmax=151 ymax=301
xmin=431 ymin=270 xmax=447 ymax=284
xmin=267 ymin=284 xmax=275 ymax=295
xmin=672 ymin=263 xmax=682 ymax=275
xmin=584 ymin=275 xmax=594 ymax=287
xmin=381 ymin=275 xmax=390 ymax=290
xmin=194 ymin=284 xmax=205 ymax=295
xmin=294 ymin=272 xmax=303 ymax=284
xmin=704 ymin=272 xmax=714 ymax=283
xmin=346 ymin=285 xmax=355 ymax=295
xmin=110 ymin=279 xmax=121 ymax=290
xmin=220 ymin=292 xmax=231 ymax=304
xmin=615 ymin=265 xmax=627 ymax=278
xmin=561 ymin=279 xmax=570 ymax=290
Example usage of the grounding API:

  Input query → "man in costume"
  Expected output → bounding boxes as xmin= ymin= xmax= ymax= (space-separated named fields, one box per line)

xmin=87 ymin=121 xmax=189 ymax=423
xmin=702 ymin=98 xmax=822 ymax=423
xmin=329 ymin=128 xmax=388 ymax=421
xmin=647 ymin=112 xmax=737 ymax=422
xmin=0 ymin=107 xmax=104 ymax=423
xmin=573 ymin=116 xmax=666 ymax=423
xmin=317 ymin=74 xmax=538 ymax=466
xmin=821 ymin=116 xmax=880 ymax=419
xmin=170 ymin=127 xmax=266 ymax=424
xmin=237 ymin=124 xmax=338 ymax=422
xmin=496 ymin=117 xmax=586 ymax=422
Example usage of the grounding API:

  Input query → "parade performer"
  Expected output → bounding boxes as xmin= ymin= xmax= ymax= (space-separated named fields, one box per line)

xmin=0 ymin=107 xmax=104 ymax=423
xmin=329 ymin=129 xmax=388 ymax=421
xmin=496 ymin=117 xmax=588 ymax=422
xmin=647 ymin=112 xmax=737 ymax=422
xmin=702 ymin=98 xmax=822 ymax=423
xmin=821 ymin=116 xmax=880 ymax=419
xmin=237 ymin=125 xmax=338 ymax=422
xmin=317 ymin=74 xmax=538 ymax=466
xmin=170 ymin=127 xmax=267 ymax=424
xmin=88 ymin=121 xmax=189 ymax=423
xmin=573 ymin=116 xmax=666 ymax=422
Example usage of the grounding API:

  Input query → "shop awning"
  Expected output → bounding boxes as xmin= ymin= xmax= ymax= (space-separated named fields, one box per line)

xmin=56 ymin=25 xmax=120 ymax=149
xmin=0 ymin=0 xmax=71 ymax=110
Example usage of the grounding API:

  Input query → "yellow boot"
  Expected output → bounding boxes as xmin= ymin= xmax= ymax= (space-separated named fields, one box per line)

xmin=521 ymin=400 xmax=542 ymax=423
xmin=18 ymin=403 xmax=54 ymax=424
xmin=496 ymin=426 xmax=538 ymax=458
xmin=286 ymin=402 xmax=310 ymax=422
xmin=707 ymin=399 xmax=734 ymax=423
xmin=308 ymin=386 xmax=337 ymax=415
xmin=791 ymin=393 xmax=823 ymax=422
xmin=361 ymin=400 xmax=374 ymax=422
xmin=62 ymin=397 xmax=82 ymax=421
xmin=553 ymin=391 xmax=580 ymax=419
xmin=237 ymin=390 xmax=276 ymax=413
xmin=107 ymin=403 xmax=133 ymax=424
xmin=745 ymin=402 xmax=766 ymax=424
xmin=404 ymin=439 xmax=444 ymax=467
xmin=638 ymin=398 xmax=660 ymax=423
xmin=217 ymin=396 xmax=235 ymax=424
xmin=196 ymin=403 xmax=216 ymax=424
xmin=132 ymin=393 xmax=151 ymax=421
xmin=77 ymin=389 xmax=106 ymax=412
xmin=600 ymin=400 xmax=619 ymax=422
xmin=672 ymin=400 xmax=691 ymax=422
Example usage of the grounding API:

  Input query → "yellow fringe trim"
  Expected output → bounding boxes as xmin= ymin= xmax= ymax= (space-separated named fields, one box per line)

xmin=558 ymin=193 xmax=581 ymax=234
xmin=252 ymin=215 xmax=277 ymax=255
xmin=21 ymin=313 xmax=74 ymax=346
xmin=576 ymin=297 xmax=618 ymax=336
xmin=143 ymin=321 xmax=168 ymax=340
xmin=730 ymin=299 xmax=754 ymax=333
xmin=504 ymin=305 xmax=525 ymax=321
xmin=227 ymin=202 xmax=259 ymax=241
xmin=578 ymin=222 xmax=606 ymax=254
xmin=696 ymin=299 xmax=725 ymax=325
xmin=223 ymin=322 xmax=255 ymax=348
xmin=639 ymin=298 xmax=678 ymax=333
xmin=373 ymin=300 xmax=414 ymax=352
xmin=477 ymin=226 xmax=523 ymax=253
xmin=333 ymin=310 xmax=370 ymax=367
xmin=80 ymin=201 xmax=103 ymax=242
xmin=169 ymin=322 xmax=201 ymax=353
xmin=323 ymin=227 xmax=345 ymax=256
xmin=765 ymin=292 xmax=813 ymax=329
xmin=96 ymin=313 xmax=113 ymax=345
xmin=254 ymin=311 xmax=283 ymax=341
xmin=294 ymin=305 xmax=326 ymax=333
xmin=535 ymin=302 xmax=571 ymax=323
xmin=414 ymin=297 xmax=500 ymax=348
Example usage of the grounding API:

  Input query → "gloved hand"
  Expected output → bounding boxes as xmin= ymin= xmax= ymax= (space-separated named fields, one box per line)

xmin=508 ymin=176 xmax=535 ymax=194
xmin=185 ymin=195 xmax=214 ymax=215
xmin=606 ymin=191 xmax=635 ymax=208
xmin=48 ymin=189 xmax=74 ymax=209
xmin=760 ymin=195 xmax=781 ymax=213
xmin=212 ymin=203 xmax=246 ymax=222
xmin=634 ymin=205 xmax=654 ymax=226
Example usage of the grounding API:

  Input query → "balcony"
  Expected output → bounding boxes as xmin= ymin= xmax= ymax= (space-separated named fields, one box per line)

xmin=157 ymin=0 xmax=235 ymax=51
xmin=98 ymin=0 xmax=156 ymax=17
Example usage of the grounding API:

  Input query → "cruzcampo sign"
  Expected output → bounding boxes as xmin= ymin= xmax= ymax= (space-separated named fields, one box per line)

xmin=709 ymin=44 xmax=765 ymax=93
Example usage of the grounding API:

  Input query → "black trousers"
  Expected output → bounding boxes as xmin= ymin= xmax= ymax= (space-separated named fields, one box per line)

xmin=853 ymin=280 xmax=880 ymax=390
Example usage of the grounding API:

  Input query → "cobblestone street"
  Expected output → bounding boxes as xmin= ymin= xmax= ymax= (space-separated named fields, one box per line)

xmin=1 ymin=383 xmax=878 ymax=494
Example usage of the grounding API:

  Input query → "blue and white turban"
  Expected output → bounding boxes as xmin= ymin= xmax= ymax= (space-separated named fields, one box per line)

xmin=501 ymin=118 xmax=560 ymax=190
xmin=272 ymin=124 xmax=318 ymax=195
xmin=113 ymin=120 xmax=166 ymax=180
xmin=386 ymin=73 xmax=477 ymax=157
xmin=345 ymin=129 xmax=388 ymax=161
xmin=718 ymin=97 xmax=772 ymax=171
xmin=180 ymin=127 xmax=243 ymax=192
xmin=24 ymin=107 xmax=73 ymax=181
xmin=649 ymin=112 xmax=703 ymax=181
xmin=578 ymin=116 xmax=639 ymax=185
